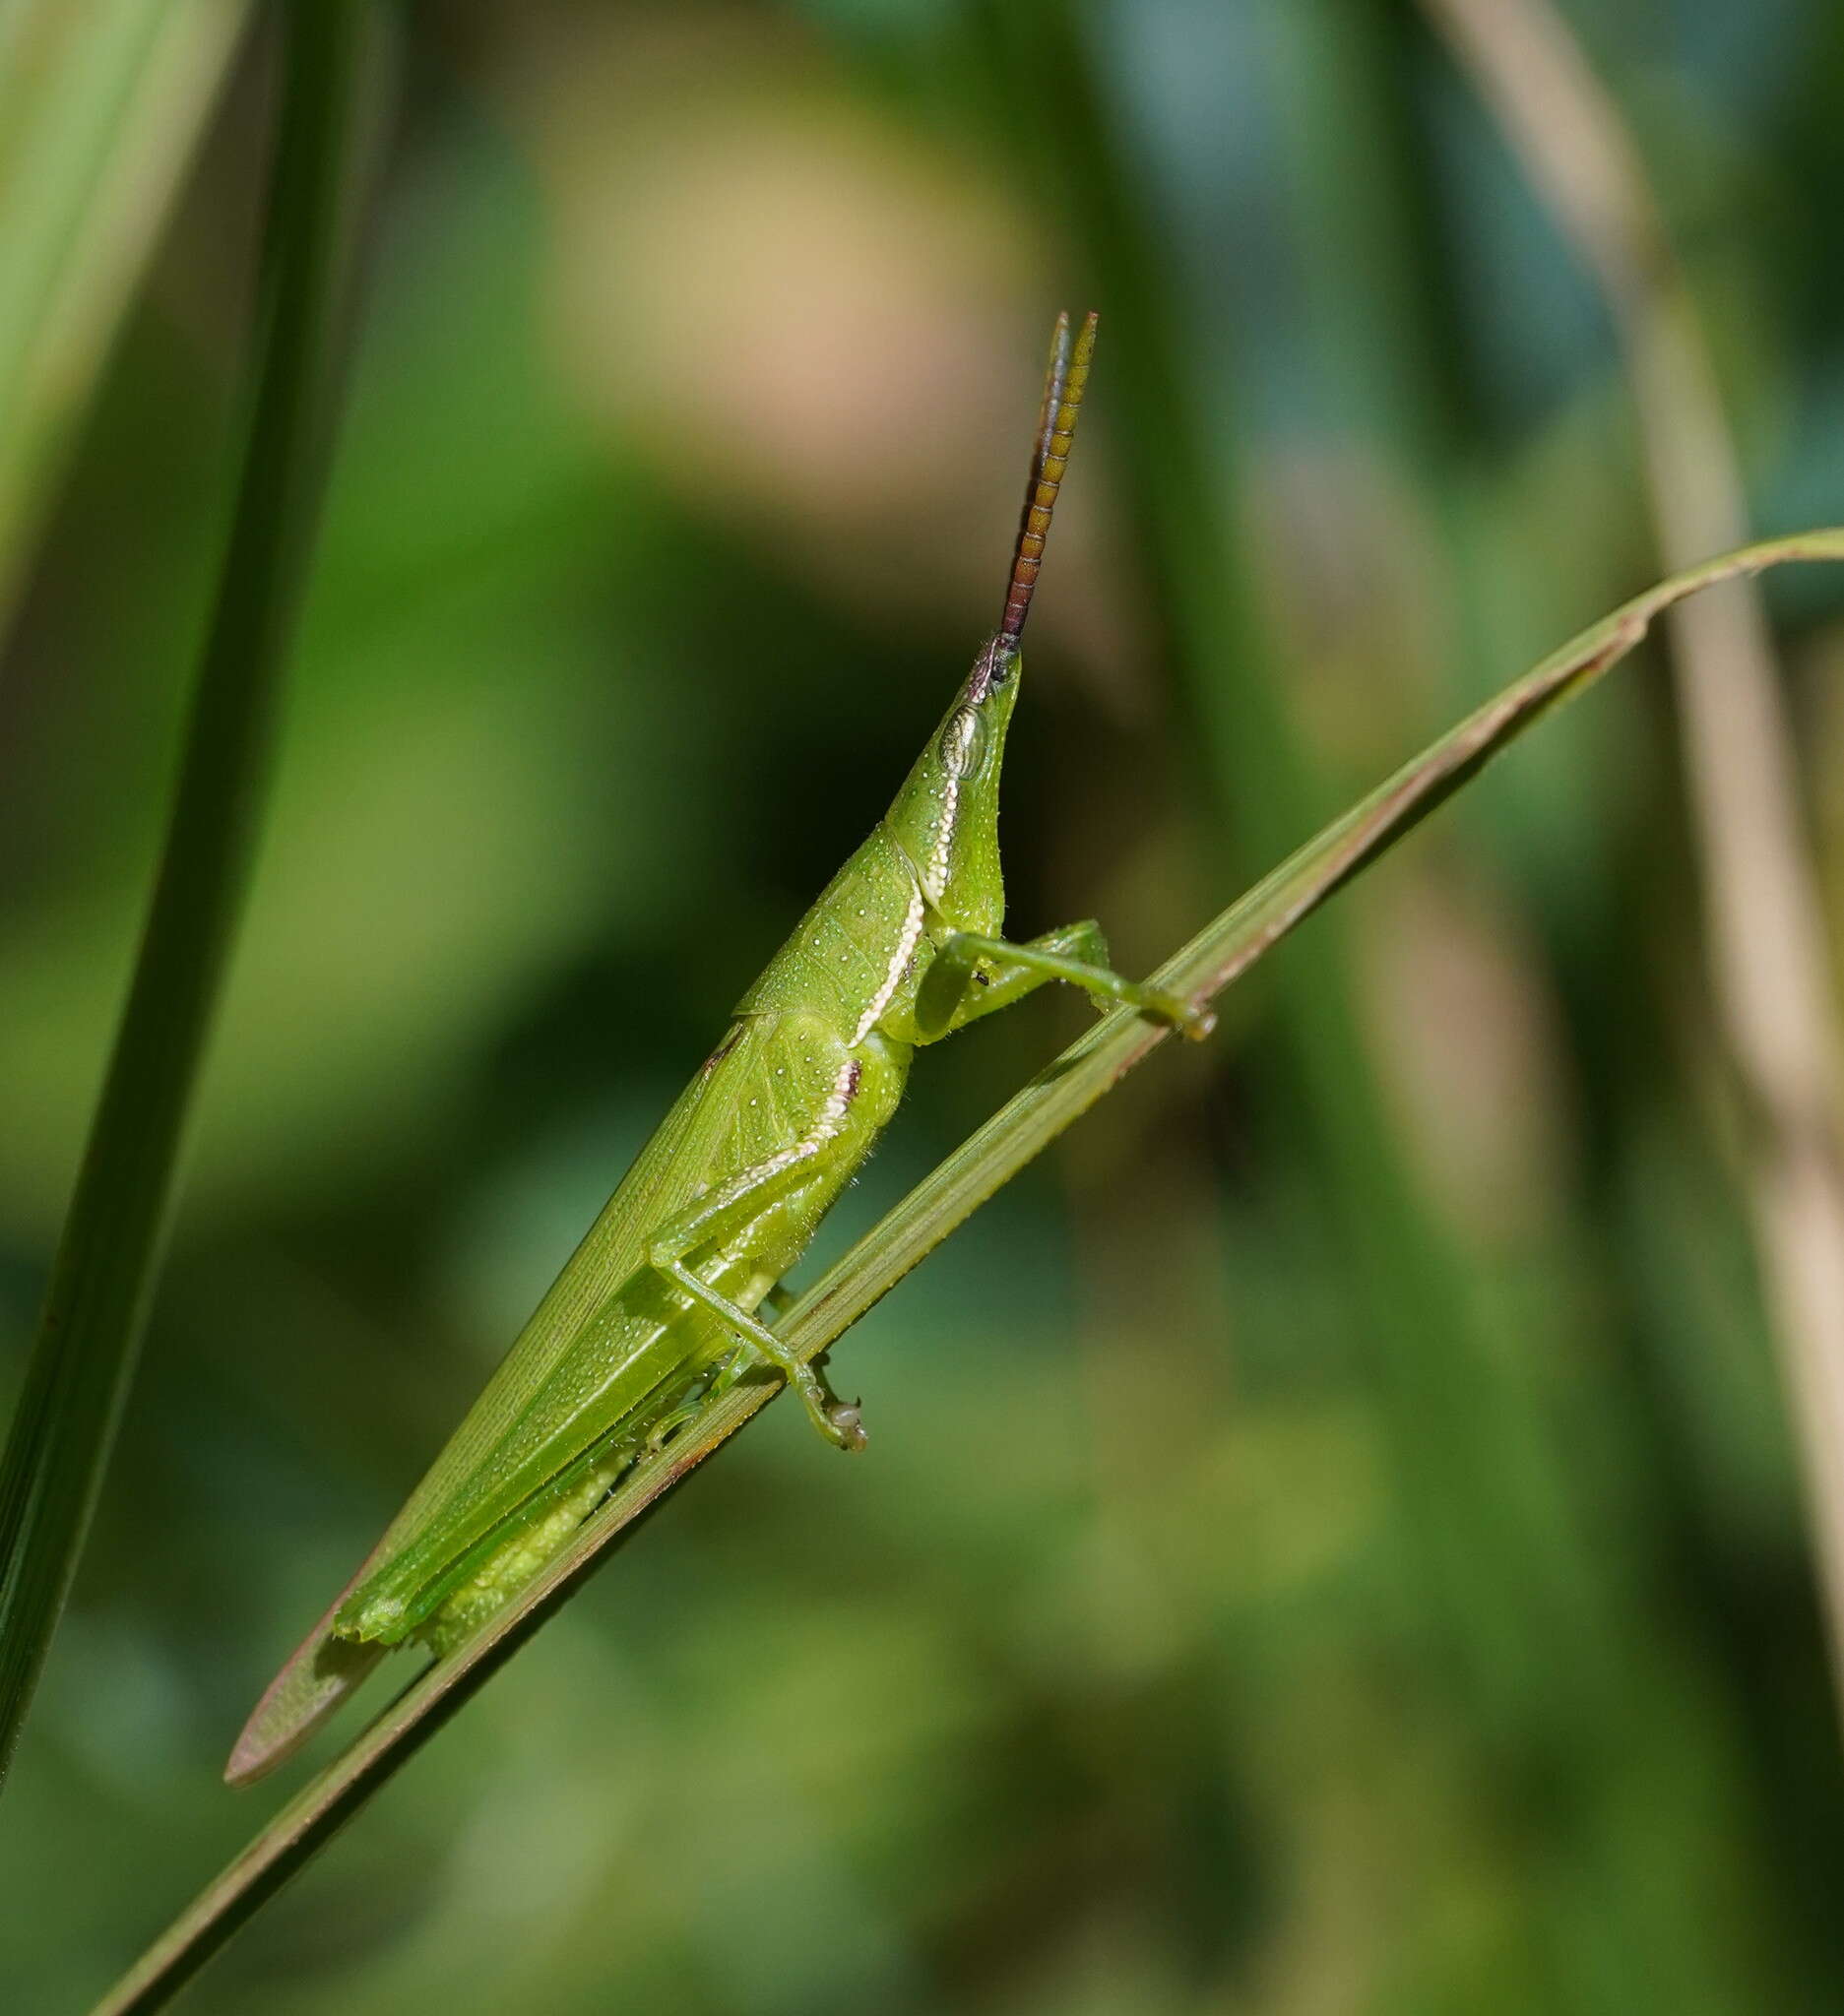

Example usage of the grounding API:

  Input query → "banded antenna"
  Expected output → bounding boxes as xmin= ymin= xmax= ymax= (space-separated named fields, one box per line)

xmin=998 ymin=308 xmax=1099 ymax=647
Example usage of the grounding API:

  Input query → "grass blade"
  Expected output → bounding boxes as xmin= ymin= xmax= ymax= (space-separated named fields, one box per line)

xmin=0 ymin=0 xmax=247 ymax=625
xmin=88 ymin=527 xmax=1844 ymax=2016
xmin=0 ymin=2 xmax=374 ymax=1791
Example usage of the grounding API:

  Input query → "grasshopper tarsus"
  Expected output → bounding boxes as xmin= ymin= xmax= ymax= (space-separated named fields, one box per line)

xmin=1145 ymin=989 xmax=1215 ymax=1043
xmin=825 ymin=1403 xmax=868 ymax=1454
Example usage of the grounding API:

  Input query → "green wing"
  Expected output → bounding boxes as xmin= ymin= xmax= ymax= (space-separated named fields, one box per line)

xmin=228 ymin=1012 xmax=890 ymax=1781
xmin=353 ymin=1012 xmax=878 ymax=1611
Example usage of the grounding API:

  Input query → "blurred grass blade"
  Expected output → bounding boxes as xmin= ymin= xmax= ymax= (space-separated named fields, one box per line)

xmin=89 ymin=528 xmax=1844 ymax=2016
xmin=1426 ymin=0 xmax=1844 ymax=1719
xmin=0 ymin=4 xmax=375 ymax=1791
xmin=0 ymin=0 xmax=248 ymax=628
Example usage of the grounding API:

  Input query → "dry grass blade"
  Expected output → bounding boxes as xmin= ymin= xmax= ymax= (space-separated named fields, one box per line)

xmin=1424 ymin=0 xmax=1844 ymax=1716
xmin=87 ymin=528 xmax=1844 ymax=2016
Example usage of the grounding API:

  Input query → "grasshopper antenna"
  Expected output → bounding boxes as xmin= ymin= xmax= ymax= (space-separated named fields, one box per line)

xmin=998 ymin=308 xmax=1098 ymax=648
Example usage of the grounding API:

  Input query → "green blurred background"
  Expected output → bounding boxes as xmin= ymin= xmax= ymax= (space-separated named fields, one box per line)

xmin=7 ymin=1 xmax=1844 ymax=2009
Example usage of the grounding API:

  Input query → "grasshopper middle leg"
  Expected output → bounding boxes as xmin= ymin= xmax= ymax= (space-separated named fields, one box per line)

xmin=645 ymin=1159 xmax=866 ymax=1452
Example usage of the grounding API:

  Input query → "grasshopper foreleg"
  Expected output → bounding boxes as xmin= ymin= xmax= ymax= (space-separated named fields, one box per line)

xmin=917 ymin=920 xmax=1213 ymax=1041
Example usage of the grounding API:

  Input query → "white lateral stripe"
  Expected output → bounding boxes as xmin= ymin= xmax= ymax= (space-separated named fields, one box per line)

xmin=854 ymin=884 xmax=925 ymax=1044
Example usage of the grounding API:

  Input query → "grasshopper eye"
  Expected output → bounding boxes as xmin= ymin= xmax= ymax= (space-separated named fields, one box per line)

xmin=939 ymin=704 xmax=986 ymax=780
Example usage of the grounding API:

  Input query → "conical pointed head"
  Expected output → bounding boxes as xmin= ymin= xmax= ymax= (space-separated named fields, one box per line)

xmin=882 ymin=633 xmax=1022 ymax=932
xmin=882 ymin=310 xmax=1098 ymax=932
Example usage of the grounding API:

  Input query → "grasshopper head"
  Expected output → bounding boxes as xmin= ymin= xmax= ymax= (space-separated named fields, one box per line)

xmin=882 ymin=309 xmax=1096 ymax=935
xmin=883 ymin=633 xmax=1023 ymax=932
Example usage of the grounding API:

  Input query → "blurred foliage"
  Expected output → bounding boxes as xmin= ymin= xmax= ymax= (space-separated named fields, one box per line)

xmin=6 ymin=2 xmax=1844 ymax=2011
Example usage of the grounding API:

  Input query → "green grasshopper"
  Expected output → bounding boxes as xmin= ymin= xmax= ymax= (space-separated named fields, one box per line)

xmin=228 ymin=311 xmax=1208 ymax=1785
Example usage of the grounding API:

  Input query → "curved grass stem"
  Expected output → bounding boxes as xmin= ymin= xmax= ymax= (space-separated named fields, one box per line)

xmin=87 ymin=528 xmax=1844 ymax=2016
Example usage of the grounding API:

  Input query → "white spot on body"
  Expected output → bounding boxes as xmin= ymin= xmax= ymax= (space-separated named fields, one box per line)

xmin=925 ymin=770 xmax=959 ymax=899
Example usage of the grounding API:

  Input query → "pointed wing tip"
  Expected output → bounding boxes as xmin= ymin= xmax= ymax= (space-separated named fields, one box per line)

xmin=223 ymin=1570 xmax=393 ymax=1787
xmin=225 ymin=1678 xmax=319 ymax=1789
xmin=223 ymin=1729 xmax=287 ymax=1790
xmin=225 ymin=1629 xmax=390 ymax=1787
